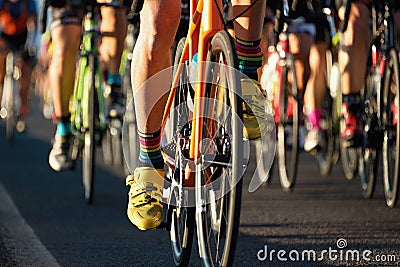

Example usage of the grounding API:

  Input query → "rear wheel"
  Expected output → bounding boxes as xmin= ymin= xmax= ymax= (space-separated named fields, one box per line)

xmin=315 ymin=93 xmax=336 ymax=176
xmin=82 ymin=55 xmax=97 ymax=205
xmin=340 ymin=142 xmax=359 ymax=180
xmin=277 ymin=55 xmax=299 ymax=191
xmin=4 ymin=52 xmax=15 ymax=143
xmin=165 ymin=37 xmax=195 ymax=266
xmin=382 ymin=49 xmax=400 ymax=208
xmin=102 ymin=128 xmax=113 ymax=165
xmin=359 ymin=54 xmax=380 ymax=199
xmin=195 ymin=31 xmax=244 ymax=267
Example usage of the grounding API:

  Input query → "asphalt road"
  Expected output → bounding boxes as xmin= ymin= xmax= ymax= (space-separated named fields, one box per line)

xmin=1 ymin=103 xmax=400 ymax=267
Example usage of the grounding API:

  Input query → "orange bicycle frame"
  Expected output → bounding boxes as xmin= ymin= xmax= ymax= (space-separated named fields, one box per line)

xmin=162 ymin=0 xmax=226 ymax=178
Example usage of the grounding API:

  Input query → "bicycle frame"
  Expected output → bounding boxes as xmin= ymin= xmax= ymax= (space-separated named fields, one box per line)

xmin=70 ymin=8 xmax=106 ymax=134
xmin=162 ymin=0 xmax=226 ymax=168
xmin=369 ymin=0 xmax=398 ymax=123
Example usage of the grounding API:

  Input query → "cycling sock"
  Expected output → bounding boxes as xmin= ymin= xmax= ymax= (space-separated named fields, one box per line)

xmin=235 ymin=37 xmax=263 ymax=81
xmin=307 ymin=109 xmax=322 ymax=130
xmin=107 ymin=72 xmax=122 ymax=87
xmin=137 ymin=129 xmax=164 ymax=169
xmin=55 ymin=116 xmax=72 ymax=137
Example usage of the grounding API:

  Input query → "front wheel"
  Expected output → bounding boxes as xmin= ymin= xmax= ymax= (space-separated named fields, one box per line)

xmin=315 ymin=93 xmax=336 ymax=176
xmin=82 ymin=54 xmax=97 ymax=205
xmin=277 ymin=55 xmax=299 ymax=191
xmin=382 ymin=48 xmax=400 ymax=208
xmin=195 ymin=31 xmax=244 ymax=267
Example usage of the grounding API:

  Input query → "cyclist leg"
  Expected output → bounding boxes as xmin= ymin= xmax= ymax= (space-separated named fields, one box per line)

xmin=232 ymin=0 xmax=271 ymax=140
xmin=338 ymin=1 xmax=369 ymax=143
xmin=15 ymin=31 xmax=32 ymax=120
xmin=304 ymin=12 xmax=330 ymax=152
xmin=48 ymin=7 xmax=82 ymax=172
xmin=0 ymin=36 xmax=7 ymax=105
xmin=126 ymin=0 xmax=181 ymax=230
xmin=100 ymin=3 xmax=128 ymax=117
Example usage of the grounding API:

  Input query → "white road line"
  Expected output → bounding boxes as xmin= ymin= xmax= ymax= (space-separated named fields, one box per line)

xmin=0 ymin=183 xmax=60 ymax=267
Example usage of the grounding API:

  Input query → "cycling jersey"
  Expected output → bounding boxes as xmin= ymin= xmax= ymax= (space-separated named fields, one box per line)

xmin=0 ymin=0 xmax=36 ymax=36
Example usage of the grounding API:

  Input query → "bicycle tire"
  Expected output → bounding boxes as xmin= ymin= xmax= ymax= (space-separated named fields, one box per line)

xmin=195 ymin=30 xmax=243 ymax=267
xmin=82 ymin=54 xmax=96 ymax=205
xmin=278 ymin=54 xmax=299 ymax=191
xmin=167 ymin=37 xmax=195 ymax=267
xmin=102 ymin=128 xmax=113 ymax=165
xmin=110 ymin=118 xmax=124 ymax=167
xmin=359 ymin=51 xmax=380 ymax=199
xmin=382 ymin=48 xmax=400 ymax=208
xmin=315 ymin=93 xmax=336 ymax=176
xmin=340 ymin=140 xmax=359 ymax=180
xmin=122 ymin=43 xmax=139 ymax=174
xmin=4 ymin=52 xmax=15 ymax=143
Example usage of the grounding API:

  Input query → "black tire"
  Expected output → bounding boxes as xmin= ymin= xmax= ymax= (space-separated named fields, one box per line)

xmin=110 ymin=118 xmax=123 ymax=167
xmin=331 ymin=81 xmax=341 ymax=167
xmin=382 ymin=48 xmax=400 ymax=208
xmin=277 ymin=54 xmax=299 ymax=191
xmin=315 ymin=93 xmax=336 ymax=176
xmin=340 ymin=141 xmax=359 ymax=180
xmin=195 ymin=31 xmax=243 ymax=267
xmin=4 ymin=52 xmax=15 ymax=143
xmin=102 ymin=128 xmax=113 ymax=165
xmin=5 ymin=80 xmax=14 ymax=143
xmin=82 ymin=55 xmax=96 ymax=205
xmin=359 ymin=147 xmax=378 ymax=199
xmin=358 ymin=51 xmax=380 ymax=199
xmin=166 ymin=37 xmax=195 ymax=266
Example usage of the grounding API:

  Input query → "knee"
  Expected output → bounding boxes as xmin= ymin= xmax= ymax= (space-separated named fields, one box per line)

xmin=139 ymin=3 xmax=181 ymax=52
xmin=343 ymin=4 xmax=370 ymax=46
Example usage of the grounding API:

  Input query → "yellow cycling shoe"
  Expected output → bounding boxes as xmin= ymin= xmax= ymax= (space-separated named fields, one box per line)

xmin=126 ymin=167 xmax=164 ymax=230
xmin=241 ymin=78 xmax=270 ymax=140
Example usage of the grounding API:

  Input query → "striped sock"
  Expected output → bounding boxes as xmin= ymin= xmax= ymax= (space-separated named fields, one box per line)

xmin=138 ymin=129 xmax=164 ymax=169
xmin=235 ymin=37 xmax=263 ymax=80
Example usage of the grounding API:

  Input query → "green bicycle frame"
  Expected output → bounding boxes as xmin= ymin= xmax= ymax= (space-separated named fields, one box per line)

xmin=70 ymin=11 xmax=106 ymax=134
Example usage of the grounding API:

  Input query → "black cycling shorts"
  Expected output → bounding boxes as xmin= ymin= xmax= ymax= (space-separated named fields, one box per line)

xmin=50 ymin=7 xmax=84 ymax=29
xmin=0 ymin=30 xmax=27 ymax=50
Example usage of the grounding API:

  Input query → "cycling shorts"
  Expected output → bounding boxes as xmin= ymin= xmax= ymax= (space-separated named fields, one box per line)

xmin=50 ymin=7 xmax=84 ymax=29
xmin=0 ymin=30 xmax=27 ymax=50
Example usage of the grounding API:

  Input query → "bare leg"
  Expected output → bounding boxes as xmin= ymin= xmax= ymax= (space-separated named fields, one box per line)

xmin=304 ymin=42 xmax=327 ymax=112
xmin=49 ymin=24 xmax=81 ymax=117
xmin=338 ymin=3 xmax=369 ymax=94
xmin=131 ymin=0 xmax=181 ymax=133
xmin=232 ymin=0 xmax=266 ymax=44
xmin=100 ymin=6 xmax=127 ymax=75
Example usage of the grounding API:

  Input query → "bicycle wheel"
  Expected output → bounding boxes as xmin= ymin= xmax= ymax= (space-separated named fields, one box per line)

xmin=82 ymin=54 xmax=97 ymax=205
xmin=315 ymin=93 xmax=336 ymax=176
xmin=359 ymin=54 xmax=380 ymax=199
xmin=4 ymin=52 xmax=15 ymax=142
xmin=165 ymin=37 xmax=195 ymax=266
xmin=382 ymin=48 xmax=400 ymax=207
xmin=340 ymin=141 xmax=359 ymax=180
xmin=110 ymin=118 xmax=123 ymax=167
xmin=195 ymin=31 xmax=243 ymax=266
xmin=277 ymin=54 xmax=299 ymax=191
xmin=102 ymin=128 xmax=113 ymax=165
